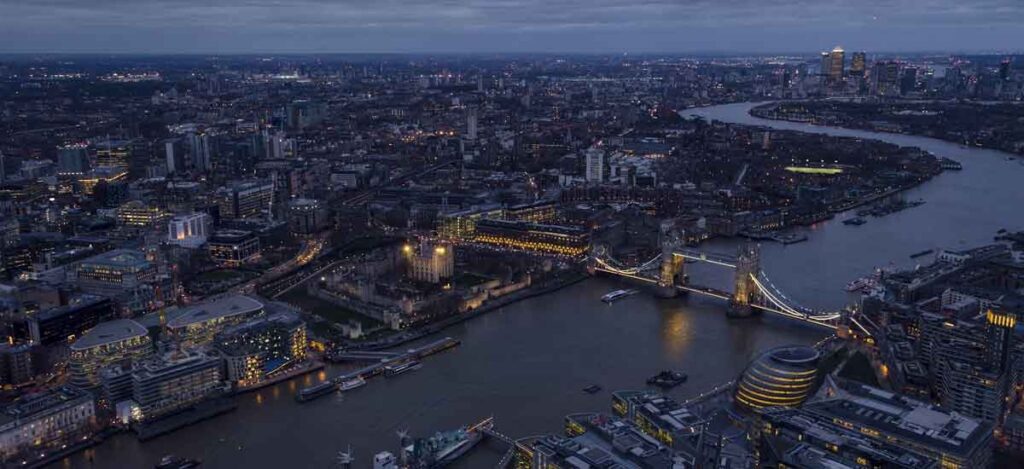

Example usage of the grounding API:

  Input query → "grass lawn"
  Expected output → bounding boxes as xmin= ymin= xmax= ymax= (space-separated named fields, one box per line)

xmin=280 ymin=289 xmax=379 ymax=327
xmin=838 ymin=351 xmax=880 ymax=387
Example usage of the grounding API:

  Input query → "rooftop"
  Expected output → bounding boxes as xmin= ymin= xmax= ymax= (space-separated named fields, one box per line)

xmin=70 ymin=319 xmax=148 ymax=351
xmin=167 ymin=295 xmax=264 ymax=329
xmin=79 ymin=249 xmax=151 ymax=269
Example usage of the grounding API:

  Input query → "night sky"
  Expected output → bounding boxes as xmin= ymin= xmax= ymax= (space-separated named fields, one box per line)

xmin=2 ymin=0 xmax=1022 ymax=53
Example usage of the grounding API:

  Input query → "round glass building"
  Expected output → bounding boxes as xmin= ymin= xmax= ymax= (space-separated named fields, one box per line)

xmin=735 ymin=345 xmax=819 ymax=411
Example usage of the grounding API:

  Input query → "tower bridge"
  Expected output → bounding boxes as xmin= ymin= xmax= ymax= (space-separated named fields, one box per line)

xmin=590 ymin=223 xmax=845 ymax=330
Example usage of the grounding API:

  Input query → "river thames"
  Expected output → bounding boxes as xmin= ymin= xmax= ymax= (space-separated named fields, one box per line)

xmin=60 ymin=102 xmax=1024 ymax=468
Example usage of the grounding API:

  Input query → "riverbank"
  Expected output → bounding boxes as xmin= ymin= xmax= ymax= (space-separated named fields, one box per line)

xmin=353 ymin=269 xmax=590 ymax=352
xmin=748 ymin=101 xmax=1024 ymax=157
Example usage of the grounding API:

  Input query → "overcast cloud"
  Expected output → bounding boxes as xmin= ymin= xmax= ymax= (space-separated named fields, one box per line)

xmin=1 ymin=0 xmax=1022 ymax=53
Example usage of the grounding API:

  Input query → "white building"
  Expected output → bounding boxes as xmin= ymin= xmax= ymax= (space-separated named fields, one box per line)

xmin=585 ymin=148 xmax=604 ymax=183
xmin=0 ymin=387 xmax=95 ymax=459
xmin=167 ymin=212 xmax=211 ymax=248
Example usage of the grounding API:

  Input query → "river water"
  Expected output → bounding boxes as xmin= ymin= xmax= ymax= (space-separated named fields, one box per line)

xmin=60 ymin=102 xmax=1024 ymax=468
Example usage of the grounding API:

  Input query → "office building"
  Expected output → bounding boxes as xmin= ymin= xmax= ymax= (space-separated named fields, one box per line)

xmin=808 ymin=377 xmax=993 ymax=468
xmin=287 ymin=198 xmax=327 ymax=235
xmin=850 ymin=51 xmax=866 ymax=77
xmin=403 ymin=242 xmax=454 ymax=284
xmin=828 ymin=46 xmax=845 ymax=83
xmin=215 ymin=180 xmax=274 ymax=219
xmin=0 ymin=386 xmax=96 ymax=459
xmin=436 ymin=204 xmax=504 ymax=240
xmin=74 ymin=249 xmax=156 ymax=299
xmin=94 ymin=139 xmax=132 ymax=169
xmin=474 ymin=219 xmax=589 ymax=257
xmin=0 ymin=344 xmax=35 ymax=386
xmin=206 ymin=230 xmax=260 ymax=266
xmin=167 ymin=212 xmax=211 ymax=249
xmin=164 ymin=138 xmax=185 ymax=174
xmin=466 ymin=107 xmax=478 ymax=141
xmin=515 ymin=412 xmax=680 ymax=468
xmin=735 ymin=345 xmax=819 ymax=411
xmin=68 ymin=319 xmax=151 ymax=389
xmin=166 ymin=295 xmax=265 ymax=347
xmin=216 ymin=313 xmax=306 ymax=388
xmin=28 ymin=296 xmax=114 ymax=346
xmin=584 ymin=148 xmax=604 ymax=183
xmin=873 ymin=60 xmax=901 ymax=96
xmin=116 ymin=201 xmax=169 ymax=227
xmin=130 ymin=350 xmax=224 ymax=420
xmin=57 ymin=144 xmax=90 ymax=175
xmin=819 ymin=52 xmax=831 ymax=78
xmin=611 ymin=390 xmax=703 ymax=448
xmin=187 ymin=132 xmax=214 ymax=172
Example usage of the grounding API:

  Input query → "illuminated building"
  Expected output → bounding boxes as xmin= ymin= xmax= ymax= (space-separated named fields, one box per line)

xmin=473 ymin=219 xmax=589 ymax=257
xmin=166 ymin=295 xmax=265 ymax=348
xmin=611 ymin=391 xmax=702 ymax=448
xmin=437 ymin=204 xmax=504 ymax=240
xmin=94 ymin=139 xmax=132 ymax=169
xmin=0 ymin=386 xmax=96 ymax=460
xmin=167 ymin=212 xmax=211 ymax=249
xmin=116 ymin=201 xmax=169 ymax=227
xmin=755 ymin=405 xmax=939 ymax=468
xmin=27 ymin=296 xmax=114 ymax=346
xmin=215 ymin=313 xmax=306 ymax=388
xmin=129 ymin=350 xmax=224 ymax=420
xmin=287 ymin=198 xmax=327 ymax=235
xmin=74 ymin=249 xmax=157 ymax=299
xmin=206 ymin=230 xmax=260 ymax=267
xmin=515 ymin=412 xmax=679 ymax=468
xmin=735 ymin=345 xmax=819 ymax=411
xmin=68 ymin=319 xmax=151 ymax=389
xmin=872 ymin=60 xmax=901 ymax=96
xmin=819 ymin=52 xmax=830 ymax=78
xmin=76 ymin=167 xmax=128 ymax=196
xmin=850 ymin=51 xmax=866 ymax=77
xmin=57 ymin=144 xmax=90 ymax=175
xmin=808 ymin=377 xmax=993 ymax=469
xmin=403 ymin=241 xmax=453 ymax=284
xmin=215 ymin=180 xmax=274 ymax=219
xmin=828 ymin=46 xmax=845 ymax=83
xmin=506 ymin=201 xmax=557 ymax=223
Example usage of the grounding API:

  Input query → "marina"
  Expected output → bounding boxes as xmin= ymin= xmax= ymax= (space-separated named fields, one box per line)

xmin=297 ymin=337 xmax=459 ymax=403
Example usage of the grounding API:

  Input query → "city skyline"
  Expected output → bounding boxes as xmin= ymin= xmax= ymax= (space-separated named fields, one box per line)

xmin=2 ymin=0 xmax=1024 ymax=53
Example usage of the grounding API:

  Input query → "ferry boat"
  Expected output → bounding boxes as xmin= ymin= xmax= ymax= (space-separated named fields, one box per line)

xmin=385 ymin=360 xmax=422 ymax=377
xmin=646 ymin=370 xmax=688 ymax=388
xmin=338 ymin=376 xmax=366 ymax=392
xmin=601 ymin=289 xmax=638 ymax=303
xmin=296 ymin=380 xmax=336 ymax=402
xmin=155 ymin=455 xmax=202 ymax=469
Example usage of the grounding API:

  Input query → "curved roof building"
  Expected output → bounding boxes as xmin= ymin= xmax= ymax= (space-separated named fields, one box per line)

xmin=736 ymin=345 xmax=819 ymax=411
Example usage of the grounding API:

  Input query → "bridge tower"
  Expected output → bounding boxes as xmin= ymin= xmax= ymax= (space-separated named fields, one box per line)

xmin=728 ymin=244 xmax=760 ymax=317
xmin=657 ymin=221 xmax=685 ymax=298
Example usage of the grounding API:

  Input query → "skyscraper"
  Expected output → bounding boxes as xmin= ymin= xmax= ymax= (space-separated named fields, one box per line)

xmin=850 ymin=51 xmax=866 ymax=76
xmin=828 ymin=46 xmax=845 ymax=83
xmin=466 ymin=107 xmax=478 ymax=141
xmin=819 ymin=52 xmax=831 ymax=78
xmin=585 ymin=148 xmax=604 ymax=183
